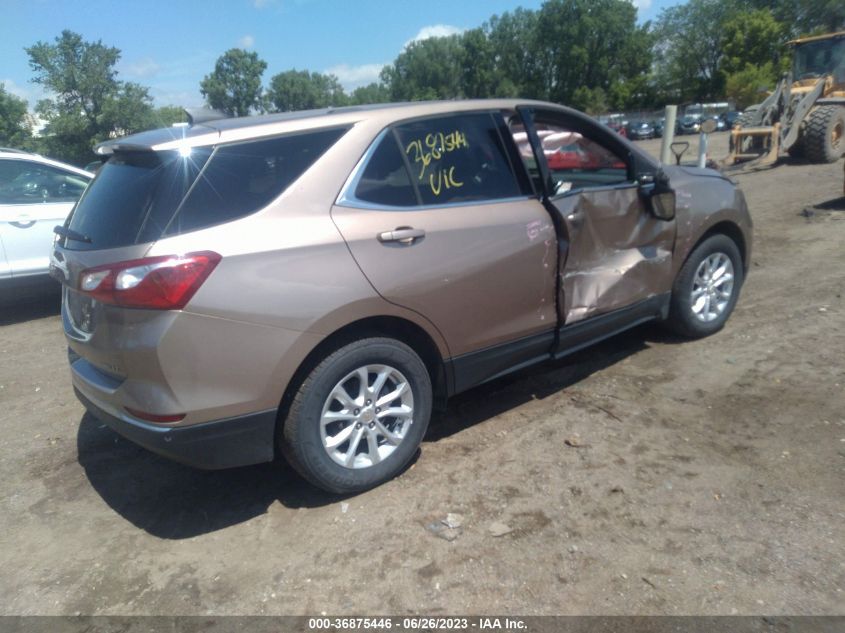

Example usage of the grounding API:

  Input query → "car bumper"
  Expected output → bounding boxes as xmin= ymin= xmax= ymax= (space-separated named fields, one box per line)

xmin=74 ymin=387 xmax=277 ymax=470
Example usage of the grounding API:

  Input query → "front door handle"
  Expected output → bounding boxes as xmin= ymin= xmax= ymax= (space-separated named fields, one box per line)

xmin=10 ymin=217 xmax=36 ymax=229
xmin=377 ymin=227 xmax=426 ymax=244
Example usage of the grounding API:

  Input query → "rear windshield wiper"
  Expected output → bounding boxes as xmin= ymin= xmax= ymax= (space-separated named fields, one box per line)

xmin=54 ymin=225 xmax=92 ymax=244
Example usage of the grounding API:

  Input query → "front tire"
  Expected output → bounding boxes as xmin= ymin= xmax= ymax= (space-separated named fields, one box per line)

xmin=280 ymin=337 xmax=432 ymax=494
xmin=665 ymin=234 xmax=744 ymax=339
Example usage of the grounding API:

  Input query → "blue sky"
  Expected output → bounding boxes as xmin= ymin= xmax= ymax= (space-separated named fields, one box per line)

xmin=1 ymin=0 xmax=681 ymax=110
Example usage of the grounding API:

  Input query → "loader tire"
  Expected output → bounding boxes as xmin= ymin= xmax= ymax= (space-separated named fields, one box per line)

xmin=730 ymin=109 xmax=764 ymax=155
xmin=803 ymin=105 xmax=845 ymax=163
xmin=734 ymin=109 xmax=759 ymax=128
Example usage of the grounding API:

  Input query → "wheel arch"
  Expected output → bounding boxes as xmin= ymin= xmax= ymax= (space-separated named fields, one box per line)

xmin=274 ymin=315 xmax=449 ymax=451
xmin=697 ymin=220 xmax=749 ymax=274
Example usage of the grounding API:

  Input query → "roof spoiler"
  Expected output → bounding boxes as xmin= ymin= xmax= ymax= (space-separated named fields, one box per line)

xmin=184 ymin=107 xmax=229 ymax=126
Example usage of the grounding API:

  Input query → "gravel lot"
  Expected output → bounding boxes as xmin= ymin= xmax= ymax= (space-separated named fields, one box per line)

xmin=1 ymin=133 xmax=843 ymax=615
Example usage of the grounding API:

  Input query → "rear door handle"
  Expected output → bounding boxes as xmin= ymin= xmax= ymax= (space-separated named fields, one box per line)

xmin=377 ymin=227 xmax=426 ymax=244
xmin=10 ymin=216 xmax=36 ymax=229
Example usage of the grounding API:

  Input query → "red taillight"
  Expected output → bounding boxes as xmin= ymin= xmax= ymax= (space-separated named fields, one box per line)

xmin=78 ymin=251 xmax=221 ymax=310
xmin=125 ymin=407 xmax=186 ymax=423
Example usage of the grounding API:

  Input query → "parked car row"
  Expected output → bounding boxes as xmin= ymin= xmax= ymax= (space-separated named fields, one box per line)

xmin=675 ymin=113 xmax=737 ymax=135
xmin=626 ymin=120 xmax=655 ymax=140
xmin=599 ymin=111 xmax=742 ymax=140
xmin=0 ymin=150 xmax=93 ymax=294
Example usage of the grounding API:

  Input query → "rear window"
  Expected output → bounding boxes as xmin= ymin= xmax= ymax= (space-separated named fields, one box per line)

xmin=64 ymin=126 xmax=348 ymax=250
xmin=354 ymin=132 xmax=418 ymax=207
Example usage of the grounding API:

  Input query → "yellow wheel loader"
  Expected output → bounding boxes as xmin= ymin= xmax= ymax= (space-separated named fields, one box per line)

xmin=725 ymin=30 xmax=845 ymax=167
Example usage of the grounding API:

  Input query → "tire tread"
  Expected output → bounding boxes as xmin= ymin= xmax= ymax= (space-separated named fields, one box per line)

xmin=280 ymin=337 xmax=431 ymax=494
xmin=803 ymin=105 xmax=845 ymax=164
xmin=665 ymin=234 xmax=743 ymax=339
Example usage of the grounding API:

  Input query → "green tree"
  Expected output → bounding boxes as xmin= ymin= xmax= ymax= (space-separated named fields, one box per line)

xmin=349 ymin=82 xmax=390 ymax=105
xmin=100 ymin=82 xmax=156 ymax=136
xmin=381 ymin=36 xmax=464 ymax=101
xmin=26 ymin=30 xmax=160 ymax=165
xmin=789 ymin=0 xmax=845 ymax=33
xmin=266 ymin=70 xmax=347 ymax=112
xmin=457 ymin=28 xmax=500 ymax=98
xmin=200 ymin=48 xmax=267 ymax=117
xmin=0 ymin=84 xmax=32 ymax=148
xmin=721 ymin=9 xmax=786 ymax=76
xmin=725 ymin=62 xmax=778 ymax=109
xmin=571 ymin=86 xmax=608 ymax=114
xmin=654 ymin=0 xmax=737 ymax=101
xmin=745 ymin=0 xmax=845 ymax=37
xmin=486 ymin=8 xmax=544 ymax=98
xmin=532 ymin=0 xmax=652 ymax=105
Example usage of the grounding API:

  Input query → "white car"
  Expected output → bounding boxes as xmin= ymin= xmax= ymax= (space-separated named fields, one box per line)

xmin=0 ymin=150 xmax=93 ymax=295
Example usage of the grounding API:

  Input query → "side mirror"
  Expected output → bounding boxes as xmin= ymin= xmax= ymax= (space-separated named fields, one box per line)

xmin=700 ymin=118 xmax=717 ymax=134
xmin=638 ymin=170 xmax=676 ymax=221
xmin=651 ymin=190 xmax=676 ymax=220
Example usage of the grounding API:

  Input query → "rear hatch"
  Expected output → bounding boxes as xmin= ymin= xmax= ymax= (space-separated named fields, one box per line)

xmin=53 ymin=125 xmax=350 ymax=387
xmin=53 ymin=147 xmax=213 ymax=344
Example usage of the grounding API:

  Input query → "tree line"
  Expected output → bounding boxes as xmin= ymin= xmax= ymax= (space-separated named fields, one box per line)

xmin=2 ymin=0 xmax=842 ymax=166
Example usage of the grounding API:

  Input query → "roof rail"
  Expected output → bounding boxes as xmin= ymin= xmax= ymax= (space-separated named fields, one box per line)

xmin=184 ymin=107 xmax=229 ymax=126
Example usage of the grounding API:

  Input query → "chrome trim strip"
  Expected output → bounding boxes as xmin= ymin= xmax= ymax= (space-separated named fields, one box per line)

xmin=335 ymin=128 xmax=390 ymax=208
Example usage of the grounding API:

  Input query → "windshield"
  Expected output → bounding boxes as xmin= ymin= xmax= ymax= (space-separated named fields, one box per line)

xmin=793 ymin=36 xmax=845 ymax=79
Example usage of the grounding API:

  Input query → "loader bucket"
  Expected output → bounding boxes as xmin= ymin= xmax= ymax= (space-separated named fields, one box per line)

xmin=721 ymin=123 xmax=781 ymax=169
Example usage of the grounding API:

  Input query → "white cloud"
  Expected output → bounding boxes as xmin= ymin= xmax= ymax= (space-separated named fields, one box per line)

xmin=2 ymin=79 xmax=30 ymax=100
xmin=149 ymin=87 xmax=204 ymax=109
xmin=238 ymin=34 xmax=256 ymax=49
xmin=1 ymin=78 xmax=48 ymax=108
xmin=325 ymin=63 xmax=385 ymax=91
xmin=122 ymin=57 xmax=161 ymax=79
xmin=404 ymin=24 xmax=464 ymax=48
xmin=631 ymin=0 xmax=652 ymax=10
xmin=253 ymin=0 xmax=272 ymax=8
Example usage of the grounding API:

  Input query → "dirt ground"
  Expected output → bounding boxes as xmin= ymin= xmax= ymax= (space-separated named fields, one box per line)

xmin=0 ymin=133 xmax=843 ymax=616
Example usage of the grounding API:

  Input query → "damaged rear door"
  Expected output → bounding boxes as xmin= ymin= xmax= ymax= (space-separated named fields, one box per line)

xmin=516 ymin=107 xmax=676 ymax=326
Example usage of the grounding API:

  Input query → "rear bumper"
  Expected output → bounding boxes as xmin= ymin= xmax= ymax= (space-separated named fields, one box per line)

xmin=74 ymin=387 xmax=277 ymax=470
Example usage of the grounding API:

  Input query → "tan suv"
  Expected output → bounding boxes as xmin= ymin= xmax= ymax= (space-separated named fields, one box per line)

xmin=51 ymin=100 xmax=752 ymax=493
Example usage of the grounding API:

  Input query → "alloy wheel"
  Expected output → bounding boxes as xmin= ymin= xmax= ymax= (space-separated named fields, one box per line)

xmin=691 ymin=252 xmax=735 ymax=323
xmin=320 ymin=364 xmax=414 ymax=469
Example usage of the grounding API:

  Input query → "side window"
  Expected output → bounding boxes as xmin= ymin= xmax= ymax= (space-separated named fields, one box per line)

xmin=0 ymin=160 xmax=29 ymax=203
xmin=393 ymin=112 xmax=526 ymax=206
xmin=354 ymin=133 xmax=418 ymax=207
xmin=508 ymin=118 xmax=629 ymax=195
xmin=165 ymin=126 xmax=348 ymax=236
xmin=0 ymin=160 xmax=89 ymax=204
xmin=46 ymin=165 xmax=90 ymax=202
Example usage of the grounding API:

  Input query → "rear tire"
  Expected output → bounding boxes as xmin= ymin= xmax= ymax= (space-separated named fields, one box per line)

xmin=734 ymin=108 xmax=759 ymax=128
xmin=803 ymin=105 xmax=845 ymax=163
xmin=730 ymin=108 xmax=763 ymax=155
xmin=664 ymin=234 xmax=744 ymax=339
xmin=280 ymin=337 xmax=432 ymax=494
